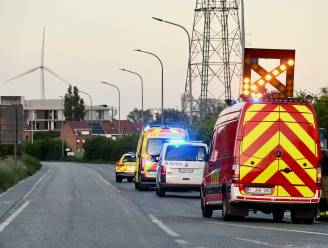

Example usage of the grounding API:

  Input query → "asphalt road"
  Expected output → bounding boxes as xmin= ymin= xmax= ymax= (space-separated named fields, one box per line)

xmin=0 ymin=162 xmax=327 ymax=248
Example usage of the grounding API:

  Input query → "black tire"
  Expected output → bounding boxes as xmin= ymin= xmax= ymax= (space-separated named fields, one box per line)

xmin=201 ymin=198 xmax=213 ymax=218
xmin=291 ymin=210 xmax=301 ymax=224
xmin=303 ymin=217 xmax=314 ymax=225
xmin=222 ymin=193 xmax=232 ymax=221
xmin=116 ymin=175 xmax=122 ymax=183
xmin=156 ymin=187 xmax=165 ymax=197
xmin=127 ymin=178 xmax=134 ymax=183
xmin=273 ymin=209 xmax=285 ymax=223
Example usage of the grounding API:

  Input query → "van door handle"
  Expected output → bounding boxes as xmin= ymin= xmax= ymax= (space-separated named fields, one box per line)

xmin=280 ymin=168 xmax=293 ymax=174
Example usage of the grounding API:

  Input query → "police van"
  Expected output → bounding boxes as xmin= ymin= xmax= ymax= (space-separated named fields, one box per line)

xmin=155 ymin=141 xmax=208 ymax=197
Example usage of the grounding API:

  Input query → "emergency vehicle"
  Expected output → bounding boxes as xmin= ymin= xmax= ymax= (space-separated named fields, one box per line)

xmin=134 ymin=126 xmax=188 ymax=190
xmin=115 ymin=152 xmax=136 ymax=182
xmin=201 ymin=48 xmax=321 ymax=224
xmin=155 ymin=141 xmax=208 ymax=197
xmin=319 ymin=128 xmax=328 ymax=218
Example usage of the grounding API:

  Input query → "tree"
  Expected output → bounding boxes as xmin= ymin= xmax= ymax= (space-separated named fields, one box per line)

xmin=127 ymin=108 xmax=153 ymax=124
xmin=64 ymin=85 xmax=85 ymax=121
xmin=314 ymin=88 xmax=328 ymax=131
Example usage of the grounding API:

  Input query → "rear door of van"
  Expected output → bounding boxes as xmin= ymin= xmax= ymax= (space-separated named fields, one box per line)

xmin=239 ymin=102 xmax=318 ymax=198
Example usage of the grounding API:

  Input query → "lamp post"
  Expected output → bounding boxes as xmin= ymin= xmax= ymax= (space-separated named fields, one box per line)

xmin=78 ymin=90 xmax=93 ymax=122
xmin=134 ymin=49 xmax=164 ymax=125
xmin=100 ymin=82 xmax=121 ymax=135
xmin=59 ymin=96 xmax=64 ymax=160
xmin=119 ymin=68 xmax=144 ymax=129
xmin=152 ymin=17 xmax=193 ymax=125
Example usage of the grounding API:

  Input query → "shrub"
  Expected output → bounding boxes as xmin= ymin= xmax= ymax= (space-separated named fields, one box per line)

xmin=0 ymin=155 xmax=41 ymax=192
xmin=83 ymin=134 xmax=139 ymax=162
xmin=25 ymin=139 xmax=63 ymax=160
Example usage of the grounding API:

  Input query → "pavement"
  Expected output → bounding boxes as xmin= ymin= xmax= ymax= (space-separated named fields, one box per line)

xmin=0 ymin=162 xmax=327 ymax=248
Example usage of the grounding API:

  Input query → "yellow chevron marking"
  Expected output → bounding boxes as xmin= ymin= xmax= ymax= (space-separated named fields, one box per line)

xmin=279 ymin=110 xmax=316 ymax=156
xmin=279 ymin=133 xmax=314 ymax=169
xmin=240 ymin=133 xmax=279 ymax=180
xmin=295 ymin=186 xmax=314 ymax=198
xmin=240 ymin=166 xmax=254 ymax=180
xmin=304 ymin=168 xmax=316 ymax=182
xmin=293 ymin=105 xmax=311 ymax=113
xmin=252 ymin=160 xmax=277 ymax=183
xmin=242 ymin=112 xmax=279 ymax=152
xmin=292 ymin=105 xmax=315 ymax=125
xmin=279 ymin=160 xmax=305 ymax=185
xmin=247 ymin=104 xmax=267 ymax=112
xmin=243 ymin=104 xmax=266 ymax=123
xmin=278 ymin=186 xmax=291 ymax=197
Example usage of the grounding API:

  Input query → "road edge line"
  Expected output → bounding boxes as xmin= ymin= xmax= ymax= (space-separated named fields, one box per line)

xmin=96 ymin=174 xmax=121 ymax=193
xmin=0 ymin=200 xmax=31 ymax=233
xmin=148 ymin=214 xmax=180 ymax=237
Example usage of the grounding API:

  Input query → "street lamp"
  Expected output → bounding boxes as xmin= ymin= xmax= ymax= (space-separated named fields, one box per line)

xmin=134 ymin=49 xmax=164 ymax=125
xmin=100 ymin=82 xmax=121 ymax=135
xmin=59 ymin=96 xmax=64 ymax=160
xmin=152 ymin=17 xmax=193 ymax=125
xmin=119 ymin=68 xmax=144 ymax=129
xmin=78 ymin=90 xmax=93 ymax=122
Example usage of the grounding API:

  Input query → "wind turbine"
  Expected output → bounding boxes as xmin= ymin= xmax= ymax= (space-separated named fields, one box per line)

xmin=6 ymin=26 xmax=70 ymax=99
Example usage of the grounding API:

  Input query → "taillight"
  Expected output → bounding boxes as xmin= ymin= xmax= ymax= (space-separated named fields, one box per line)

xmin=317 ymin=167 xmax=322 ymax=188
xmin=160 ymin=165 xmax=166 ymax=174
xmin=142 ymin=158 xmax=152 ymax=171
xmin=232 ymin=163 xmax=240 ymax=184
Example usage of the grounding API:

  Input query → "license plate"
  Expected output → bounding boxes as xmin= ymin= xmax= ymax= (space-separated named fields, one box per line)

xmin=179 ymin=168 xmax=194 ymax=173
xmin=147 ymin=171 xmax=156 ymax=175
xmin=127 ymin=166 xmax=135 ymax=170
xmin=246 ymin=187 xmax=273 ymax=195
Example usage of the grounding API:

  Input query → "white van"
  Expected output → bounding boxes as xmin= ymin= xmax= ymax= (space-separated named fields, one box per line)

xmin=155 ymin=142 xmax=208 ymax=197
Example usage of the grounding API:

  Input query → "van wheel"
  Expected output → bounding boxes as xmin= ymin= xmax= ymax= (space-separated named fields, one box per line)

xmin=303 ymin=217 xmax=314 ymax=225
xmin=127 ymin=178 xmax=133 ymax=183
xmin=156 ymin=187 xmax=165 ymax=197
xmin=273 ymin=209 xmax=285 ymax=223
xmin=116 ymin=175 xmax=122 ymax=183
xmin=291 ymin=210 xmax=301 ymax=224
xmin=222 ymin=193 xmax=232 ymax=221
xmin=201 ymin=198 xmax=213 ymax=218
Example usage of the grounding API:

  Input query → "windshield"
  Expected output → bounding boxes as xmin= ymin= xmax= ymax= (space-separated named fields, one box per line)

xmin=320 ymin=129 xmax=328 ymax=150
xmin=165 ymin=145 xmax=207 ymax=161
xmin=122 ymin=155 xmax=136 ymax=163
xmin=146 ymin=138 xmax=169 ymax=156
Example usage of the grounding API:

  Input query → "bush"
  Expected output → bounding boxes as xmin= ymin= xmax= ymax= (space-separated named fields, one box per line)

xmin=25 ymin=139 xmax=63 ymax=160
xmin=33 ymin=131 xmax=60 ymax=140
xmin=83 ymin=134 xmax=139 ymax=162
xmin=0 ymin=155 xmax=41 ymax=192
xmin=0 ymin=144 xmax=24 ymax=159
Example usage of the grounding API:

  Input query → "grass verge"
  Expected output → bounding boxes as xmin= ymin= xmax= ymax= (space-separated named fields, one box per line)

xmin=0 ymin=154 xmax=41 ymax=192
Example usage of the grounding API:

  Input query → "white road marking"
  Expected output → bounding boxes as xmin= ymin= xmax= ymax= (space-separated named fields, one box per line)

xmin=205 ymin=220 xmax=328 ymax=236
xmin=96 ymin=174 xmax=121 ymax=193
xmin=148 ymin=214 xmax=180 ymax=237
xmin=0 ymin=200 xmax=30 ymax=233
xmin=22 ymin=166 xmax=52 ymax=200
xmin=234 ymin=237 xmax=284 ymax=248
xmin=175 ymin=239 xmax=189 ymax=245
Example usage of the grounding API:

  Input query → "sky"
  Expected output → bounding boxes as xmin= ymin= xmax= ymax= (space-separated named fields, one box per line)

xmin=0 ymin=0 xmax=327 ymax=118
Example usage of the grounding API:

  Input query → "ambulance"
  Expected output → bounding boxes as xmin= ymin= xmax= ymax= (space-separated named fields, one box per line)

xmin=201 ymin=99 xmax=321 ymax=224
xmin=134 ymin=126 xmax=188 ymax=190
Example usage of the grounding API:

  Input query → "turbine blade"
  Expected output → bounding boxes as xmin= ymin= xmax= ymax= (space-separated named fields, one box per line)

xmin=43 ymin=67 xmax=70 ymax=86
xmin=41 ymin=26 xmax=45 ymax=66
xmin=6 ymin=67 xmax=40 ymax=82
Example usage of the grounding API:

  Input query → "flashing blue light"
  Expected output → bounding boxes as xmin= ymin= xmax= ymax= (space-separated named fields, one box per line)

xmin=168 ymin=139 xmax=186 ymax=144
xmin=253 ymin=98 xmax=260 ymax=103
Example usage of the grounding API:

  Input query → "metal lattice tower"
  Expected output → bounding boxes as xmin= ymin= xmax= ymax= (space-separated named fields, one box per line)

xmin=183 ymin=0 xmax=243 ymax=117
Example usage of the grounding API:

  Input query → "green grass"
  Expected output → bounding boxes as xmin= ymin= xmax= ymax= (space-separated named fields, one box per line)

xmin=0 ymin=154 xmax=41 ymax=192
